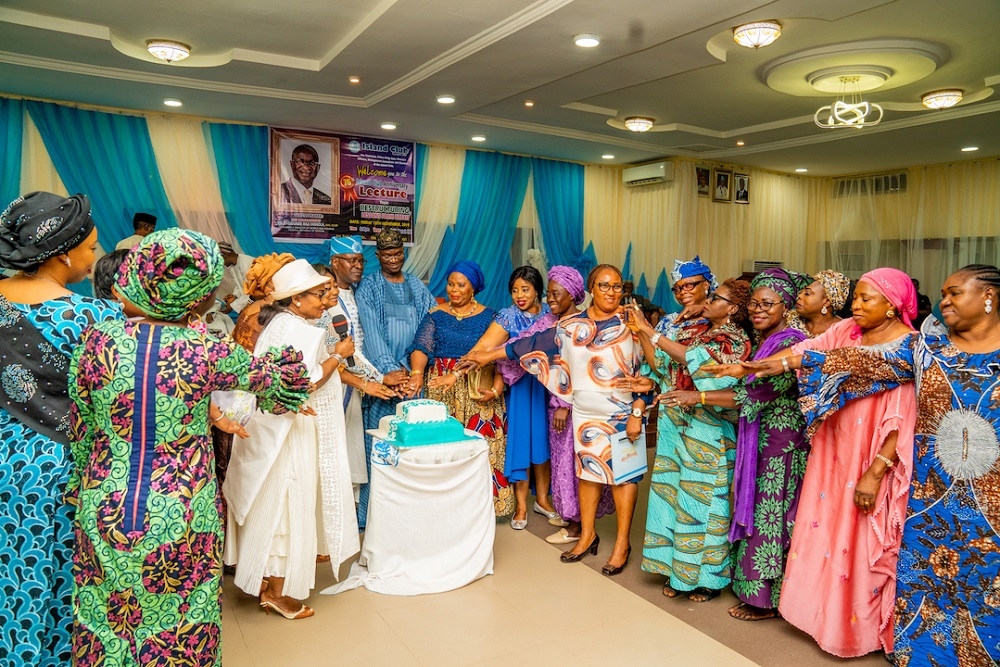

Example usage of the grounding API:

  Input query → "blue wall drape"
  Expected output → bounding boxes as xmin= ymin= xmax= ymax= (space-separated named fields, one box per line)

xmin=530 ymin=157 xmax=594 ymax=276
xmin=428 ymin=151 xmax=531 ymax=309
xmin=26 ymin=101 xmax=178 ymax=250
xmin=0 ymin=98 xmax=23 ymax=209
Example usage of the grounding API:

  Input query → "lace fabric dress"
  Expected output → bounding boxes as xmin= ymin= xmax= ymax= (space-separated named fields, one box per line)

xmin=409 ymin=307 xmax=515 ymax=516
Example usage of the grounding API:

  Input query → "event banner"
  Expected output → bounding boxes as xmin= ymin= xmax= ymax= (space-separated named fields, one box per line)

xmin=269 ymin=127 xmax=415 ymax=244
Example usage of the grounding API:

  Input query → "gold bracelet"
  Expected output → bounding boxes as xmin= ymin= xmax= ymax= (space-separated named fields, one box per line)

xmin=874 ymin=453 xmax=895 ymax=468
xmin=409 ymin=369 xmax=421 ymax=376
xmin=700 ymin=391 xmax=706 ymax=405
xmin=361 ymin=379 xmax=368 ymax=396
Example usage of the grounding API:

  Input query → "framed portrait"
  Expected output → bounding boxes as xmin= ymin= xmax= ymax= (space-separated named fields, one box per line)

xmin=695 ymin=166 xmax=711 ymax=197
xmin=271 ymin=131 xmax=340 ymax=215
xmin=734 ymin=173 xmax=750 ymax=205
xmin=712 ymin=168 xmax=733 ymax=202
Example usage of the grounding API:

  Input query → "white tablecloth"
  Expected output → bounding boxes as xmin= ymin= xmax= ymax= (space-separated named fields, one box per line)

xmin=322 ymin=435 xmax=495 ymax=596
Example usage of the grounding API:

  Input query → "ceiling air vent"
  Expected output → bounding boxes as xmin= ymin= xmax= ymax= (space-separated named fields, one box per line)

xmin=743 ymin=259 xmax=784 ymax=274
xmin=833 ymin=171 xmax=907 ymax=197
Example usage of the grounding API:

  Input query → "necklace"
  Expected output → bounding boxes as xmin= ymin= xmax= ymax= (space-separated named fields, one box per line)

xmin=22 ymin=271 xmax=64 ymax=288
xmin=449 ymin=301 xmax=477 ymax=320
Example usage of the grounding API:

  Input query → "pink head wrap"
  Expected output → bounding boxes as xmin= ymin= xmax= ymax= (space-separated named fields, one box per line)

xmin=858 ymin=267 xmax=918 ymax=329
xmin=547 ymin=265 xmax=586 ymax=304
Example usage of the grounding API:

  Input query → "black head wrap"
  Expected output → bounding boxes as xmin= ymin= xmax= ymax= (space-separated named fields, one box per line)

xmin=375 ymin=228 xmax=405 ymax=250
xmin=0 ymin=192 xmax=95 ymax=271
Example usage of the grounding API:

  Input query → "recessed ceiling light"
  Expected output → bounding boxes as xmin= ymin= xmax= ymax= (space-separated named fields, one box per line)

xmin=922 ymin=89 xmax=963 ymax=109
xmin=163 ymin=98 xmax=183 ymax=107
xmin=146 ymin=40 xmax=190 ymax=63
xmin=524 ymin=100 xmax=535 ymax=107
xmin=471 ymin=135 xmax=486 ymax=142
xmin=574 ymin=33 xmax=600 ymax=48
xmin=381 ymin=122 xmax=397 ymax=130
xmin=736 ymin=140 xmax=745 ymax=146
xmin=348 ymin=75 xmax=361 ymax=84
xmin=961 ymin=146 xmax=979 ymax=152
xmin=732 ymin=20 xmax=782 ymax=49
xmin=437 ymin=94 xmax=456 ymax=104
xmin=602 ymin=154 xmax=615 ymax=160
xmin=795 ymin=168 xmax=808 ymax=173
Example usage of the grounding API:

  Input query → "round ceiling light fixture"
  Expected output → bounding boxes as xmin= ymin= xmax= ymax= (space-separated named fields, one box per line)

xmin=961 ymin=146 xmax=979 ymax=152
xmin=146 ymin=40 xmax=191 ymax=63
xmin=795 ymin=168 xmax=808 ymax=173
xmin=623 ymin=116 xmax=655 ymax=132
xmin=471 ymin=135 xmax=487 ymax=142
xmin=524 ymin=100 xmax=535 ymax=107
xmin=348 ymin=75 xmax=361 ymax=84
xmin=602 ymin=154 xmax=615 ymax=159
xmin=732 ymin=20 xmax=781 ymax=49
xmin=736 ymin=140 xmax=745 ymax=146
xmin=922 ymin=89 xmax=963 ymax=109
xmin=574 ymin=33 xmax=600 ymax=48
xmin=163 ymin=98 xmax=183 ymax=107
xmin=380 ymin=122 xmax=397 ymax=130
xmin=437 ymin=94 xmax=455 ymax=104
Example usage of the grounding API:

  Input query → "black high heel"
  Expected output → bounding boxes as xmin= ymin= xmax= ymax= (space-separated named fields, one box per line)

xmin=601 ymin=547 xmax=631 ymax=576
xmin=560 ymin=535 xmax=599 ymax=562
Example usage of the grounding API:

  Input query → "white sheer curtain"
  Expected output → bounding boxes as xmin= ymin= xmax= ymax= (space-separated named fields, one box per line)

xmin=146 ymin=115 xmax=236 ymax=247
xmin=405 ymin=144 xmax=466 ymax=280
xmin=583 ymin=164 xmax=625 ymax=267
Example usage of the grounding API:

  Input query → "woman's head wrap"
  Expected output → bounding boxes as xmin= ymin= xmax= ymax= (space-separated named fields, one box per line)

xmin=858 ymin=267 xmax=918 ymax=328
xmin=547 ymin=265 xmax=586 ymax=304
xmin=116 ymin=229 xmax=224 ymax=321
xmin=0 ymin=192 xmax=96 ymax=271
xmin=670 ymin=255 xmax=717 ymax=289
xmin=243 ymin=253 xmax=296 ymax=300
xmin=446 ymin=260 xmax=485 ymax=294
xmin=813 ymin=269 xmax=851 ymax=311
xmin=750 ymin=268 xmax=811 ymax=309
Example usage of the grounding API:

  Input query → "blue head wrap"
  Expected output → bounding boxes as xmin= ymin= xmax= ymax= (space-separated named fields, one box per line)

xmin=670 ymin=255 xmax=717 ymax=289
xmin=328 ymin=235 xmax=363 ymax=257
xmin=447 ymin=260 xmax=485 ymax=294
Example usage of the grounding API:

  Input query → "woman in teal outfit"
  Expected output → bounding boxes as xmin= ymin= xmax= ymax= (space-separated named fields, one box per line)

xmin=633 ymin=278 xmax=751 ymax=602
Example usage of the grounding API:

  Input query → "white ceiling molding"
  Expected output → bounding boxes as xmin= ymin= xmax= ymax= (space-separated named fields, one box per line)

xmin=366 ymin=0 xmax=577 ymax=106
xmin=0 ymin=7 xmax=109 ymax=40
xmin=317 ymin=0 xmax=399 ymax=70
xmin=562 ymin=102 xmax=619 ymax=116
xmin=605 ymin=115 xmax=816 ymax=137
xmin=0 ymin=50 xmax=365 ymax=107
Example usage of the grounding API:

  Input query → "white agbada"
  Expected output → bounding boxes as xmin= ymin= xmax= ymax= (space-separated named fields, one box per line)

xmin=224 ymin=311 xmax=359 ymax=598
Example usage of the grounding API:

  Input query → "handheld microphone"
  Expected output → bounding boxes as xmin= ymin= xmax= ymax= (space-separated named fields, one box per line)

xmin=330 ymin=313 xmax=355 ymax=366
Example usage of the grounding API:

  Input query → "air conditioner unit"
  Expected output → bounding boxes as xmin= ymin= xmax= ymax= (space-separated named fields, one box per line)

xmin=622 ymin=161 xmax=674 ymax=187
xmin=742 ymin=259 xmax=784 ymax=274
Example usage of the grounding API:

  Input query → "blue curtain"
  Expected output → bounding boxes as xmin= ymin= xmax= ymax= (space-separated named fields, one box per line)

xmin=428 ymin=151 xmax=530 ymax=309
xmin=621 ymin=243 xmax=633 ymax=281
xmin=26 ymin=101 xmax=177 ymax=250
xmin=0 ymin=98 xmax=23 ymax=209
xmin=651 ymin=269 xmax=681 ymax=313
xmin=636 ymin=274 xmax=649 ymax=299
xmin=530 ymin=157 xmax=594 ymax=276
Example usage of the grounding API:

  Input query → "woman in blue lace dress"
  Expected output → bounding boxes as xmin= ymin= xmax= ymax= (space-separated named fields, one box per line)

xmin=407 ymin=261 xmax=514 ymax=516
xmin=0 ymin=192 xmax=120 ymax=665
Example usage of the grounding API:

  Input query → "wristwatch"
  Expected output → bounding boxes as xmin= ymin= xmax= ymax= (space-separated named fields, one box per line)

xmin=631 ymin=407 xmax=643 ymax=419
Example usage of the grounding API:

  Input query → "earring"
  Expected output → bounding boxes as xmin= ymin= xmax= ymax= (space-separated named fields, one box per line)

xmin=886 ymin=309 xmax=895 ymax=318
xmin=61 ymin=256 xmax=72 ymax=267
xmin=821 ymin=306 xmax=828 ymax=315
xmin=987 ymin=299 xmax=993 ymax=314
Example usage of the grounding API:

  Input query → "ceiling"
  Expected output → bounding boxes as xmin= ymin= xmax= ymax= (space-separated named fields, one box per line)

xmin=1 ymin=0 xmax=998 ymax=176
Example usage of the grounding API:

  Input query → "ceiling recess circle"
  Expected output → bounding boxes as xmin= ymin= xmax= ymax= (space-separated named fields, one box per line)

xmin=808 ymin=65 xmax=894 ymax=93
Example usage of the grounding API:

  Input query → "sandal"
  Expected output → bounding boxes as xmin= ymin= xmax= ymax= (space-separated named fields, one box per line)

xmin=688 ymin=587 xmax=720 ymax=603
xmin=728 ymin=602 xmax=780 ymax=621
xmin=662 ymin=583 xmax=680 ymax=598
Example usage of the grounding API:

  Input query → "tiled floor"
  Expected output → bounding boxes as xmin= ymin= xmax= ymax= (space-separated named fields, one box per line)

xmin=221 ymin=526 xmax=760 ymax=667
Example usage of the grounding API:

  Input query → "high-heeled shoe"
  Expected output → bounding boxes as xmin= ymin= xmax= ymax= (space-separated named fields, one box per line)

xmin=601 ymin=547 xmax=631 ymax=577
xmin=560 ymin=535 xmax=599 ymax=562
xmin=533 ymin=502 xmax=567 ymax=526
xmin=260 ymin=599 xmax=315 ymax=620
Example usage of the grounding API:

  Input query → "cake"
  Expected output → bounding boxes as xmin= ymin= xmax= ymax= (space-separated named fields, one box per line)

xmin=375 ymin=399 xmax=469 ymax=446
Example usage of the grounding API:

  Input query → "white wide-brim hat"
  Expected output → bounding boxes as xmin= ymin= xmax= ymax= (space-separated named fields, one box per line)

xmin=270 ymin=258 xmax=329 ymax=301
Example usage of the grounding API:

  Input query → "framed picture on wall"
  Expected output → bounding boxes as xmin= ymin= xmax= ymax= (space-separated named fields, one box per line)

xmin=695 ymin=166 xmax=711 ymax=197
xmin=734 ymin=173 xmax=750 ymax=204
xmin=712 ymin=168 xmax=732 ymax=202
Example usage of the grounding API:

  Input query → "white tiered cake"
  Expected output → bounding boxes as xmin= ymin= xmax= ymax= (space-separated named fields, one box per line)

xmin=376 ymin=399 xmax=468 ymax=446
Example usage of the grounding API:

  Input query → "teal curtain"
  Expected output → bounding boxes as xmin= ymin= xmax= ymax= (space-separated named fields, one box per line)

xmin=530 ymin=157 xmax=594 ymax=276
xmin=0 ymin=98 xmax=23 ymax=208
xmin=427 ymin=151 xmax=530 ymax=309
xmin=652 ymin=269 xmax=681 ymax=313
xmin=25 ymin=101 xmax=177 ymax=250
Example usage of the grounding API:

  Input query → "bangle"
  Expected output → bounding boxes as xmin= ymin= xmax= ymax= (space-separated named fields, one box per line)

xmin=699 ymin=391 xmax=706 ymax=405
xmin=781 ymin=357 xmax=790 ymax=372
xmin=875 ymin=453 xmax=894 ymax=468
xmin=331 ymin=353 xmax=343 ymax=367
xmin=361 ymin=379 xmax=368 ymax=396
xmin=650 ymin=332 xmax=661 ymax=346
xmin=409 ymin=369 xmax=421 ymax=376
xmin=452 ymin=368 xmax=464 ymax=378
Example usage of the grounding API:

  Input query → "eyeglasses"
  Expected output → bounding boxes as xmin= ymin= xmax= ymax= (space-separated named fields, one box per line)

xmin=304 ymin=289 xmax=329 ymax=299
xmin=292 ymin=159 xmax=319 ymax=167
xmin=671 ymin=278 xmax=706 ymax=294
xmin=708 ymin=292 xmax=734 ymax=305
xmin=336 ymin=256 xmax=366 ymax=266
xmin=595 ymin=282 xmax=625 ymax=293
xmin=747 ymin=299 xmax=782 ymax=311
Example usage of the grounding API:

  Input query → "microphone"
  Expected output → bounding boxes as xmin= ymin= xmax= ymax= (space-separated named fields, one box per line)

xmin=330 ymin=313 xmax=355 ymax=366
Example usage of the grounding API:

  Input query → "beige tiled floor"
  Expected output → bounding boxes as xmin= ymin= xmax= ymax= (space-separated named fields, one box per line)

xmin=221 ymin=526 xmax=760 ymax=666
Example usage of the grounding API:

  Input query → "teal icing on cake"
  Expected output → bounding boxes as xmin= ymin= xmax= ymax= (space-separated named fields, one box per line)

xmin=380 ymin=399 xmax=469 ymax=446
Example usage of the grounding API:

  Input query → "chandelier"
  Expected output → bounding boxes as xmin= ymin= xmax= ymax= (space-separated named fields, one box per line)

xmin=623 ymin=117 xmax=655 ymax=132
xmin=814 ymin=76 xmax=884 ymax=129
xmin=732 ymin=20 xmax=782 ymax=49
xmin=921 ymin=89 xmax=963 ymax=109
xmin=146 ymin=40 xmax=191 ymax=63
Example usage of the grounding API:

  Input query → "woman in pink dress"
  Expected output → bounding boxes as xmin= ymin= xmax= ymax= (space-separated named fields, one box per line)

xmin=711 ymin=267 xmax=918 ymax=658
